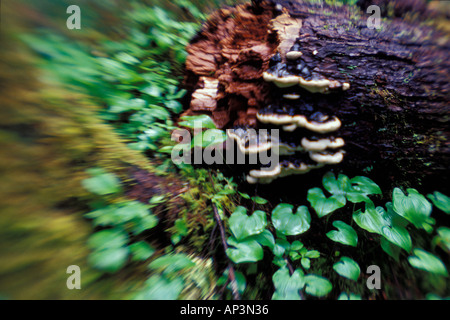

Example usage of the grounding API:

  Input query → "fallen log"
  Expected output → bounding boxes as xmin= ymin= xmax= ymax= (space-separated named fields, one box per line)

xmin=182 ymin=0 xmax=450 ymax=193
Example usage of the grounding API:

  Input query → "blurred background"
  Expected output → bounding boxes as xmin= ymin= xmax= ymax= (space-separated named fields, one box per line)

xmin=0 ymin=0 xmax=242 ymax=300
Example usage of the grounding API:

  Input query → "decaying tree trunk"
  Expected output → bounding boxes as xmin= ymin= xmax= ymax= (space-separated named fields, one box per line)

xmin=182 ymin=0 xmax=450 ymax=193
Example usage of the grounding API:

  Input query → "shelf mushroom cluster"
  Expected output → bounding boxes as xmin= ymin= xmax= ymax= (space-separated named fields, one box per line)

xmin=183 ymin=2 xmax=351 ymax=184
xmin=229 ymin=42 xmax=349 ymax=184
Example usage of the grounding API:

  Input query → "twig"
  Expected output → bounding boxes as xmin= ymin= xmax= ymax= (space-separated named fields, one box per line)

xmin=212 ymin=202 xmax=241 ymax=300
xmin=207 ymin=170 xmax=240 ymax=300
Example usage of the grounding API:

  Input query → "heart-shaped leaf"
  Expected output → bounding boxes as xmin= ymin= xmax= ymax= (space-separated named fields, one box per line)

xmin=354 ymin=204 xmax=411 ymax=252
xmin=381 ymin=224 xmax=412 ymax=253
xmin=393 ymin=188 xmax=432 ymax=230
xmin=408 ymin=248 xmax=448 ymax=276
xmin=129 ymin=241 xmax=155 ymax=262
xmin=326 ymin=221 xmax=358 ymax=247
xmin=200 ymin=129 xmax=227 ymax=148
xmin=303 ymin=274 xmax=333 ymax=297
xmin=352 ymin=204 xmax=386 ymax=234
xmin=272 ymin=267 xmax=305 ymax=300
xmin=433 ymin=227 xmax=450 ymax=252
xmin=272 ymin=204 xmax=311 ymax=236
xmin=226 ymin=236 xmax=264 ymax=264
xmin=333 ymin=257 xmax=361 ymax=281
xmin=307 ymin=188 xmax=346 ymax=218
xmin=305 ymin=250 xmax=320 ymax=259
xmin=228 ymin=206 xmax=267 ymax=241
xmin=427 ymin=191 xmax=450 ymax=214
xmin=322 ymin=172 xmax=351 ymax=195
xmin=349 ymin=176 xmax=382 ymax=195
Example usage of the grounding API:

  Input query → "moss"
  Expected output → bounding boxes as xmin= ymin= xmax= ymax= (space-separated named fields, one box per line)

xmin=0 ymin=4 xmax=159 ymax=299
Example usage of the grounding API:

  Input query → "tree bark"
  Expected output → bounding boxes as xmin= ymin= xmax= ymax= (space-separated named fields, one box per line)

xmin=182 ymin=0 xmax=450 ymax=193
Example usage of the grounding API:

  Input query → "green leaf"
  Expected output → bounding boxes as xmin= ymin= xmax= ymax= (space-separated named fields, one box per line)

xmin=82 ymin=169 xmax=121 ymax=195
xmin=304 ymin=275 xmax=333 ymax=297
xmin=179 ymin=114 xmax=217 ymax=129
xmin=228 ymin=206 xmax=267 ymax=241
xmin=352 ymin=204 xmax=386 ymax=234
xmin=271 ymin=204 xmax=311 ymax=236
xmin=349 ymin=176 xmax=382 ymax=195
xmin=408 ymin=249 xmax=448 ymax=276
xmin=88 ymin=247 xmax=130 ymax=273
xmin=226 ymin=236 xmax=264 ymax=264
xmin=338 ymin=292 xmax=362 ymax=300
xmin=290 ymin=241 xmax=304 ymax=252
xmin=115 ymin=52 xmax=140 ymax=65
xmin=272 ymin=267 xmax=305 ymax=300
xmin=113 ymin=201 xmax=152 ymax=224
xmin=135 ymin=274 xmax=184 ymax=300
xmin=164 ymin=100 xmax=183 ymax=113
xmin=132 ymin=214 xmax=159 ymax=235
xmin=346 ymin=192 xmax=373 ymax=204
xmin=301 ymin=258 xmax=311 ymax=270
xmin=174 ymin=219 xmax=189 ymax=236
xmin=381 ymin=223 xmax=412 ymax=253
xmin=434 ymin=227 xmax=450 ymax=252
xmin=322 ymin=172 xmax=351 ymax=195
xmin=87 ymin=229 xmax=128 ymax=251
xmin=129 ymin=241 xmax=155 ymax=262
xmin=305 ymin=250 xmax=320 ymax=259
xmin=393 ymin=188 xmax=432 ymax=230
xmin=427 ymin=192 xmax=450 ymax=214
xmin=250 ymin=229 xmax=275 ymax=250
xmin=326 ymin=221 xmax=358 ymax=247
xmin=307 ymin=188 xmax=346 ymax=218
xmin=273 ymin=238 xmax=290 ymax=257
xmin=333 ymin=257 xmax=361 ymax=281
xmin=238 ymin=192 xmax=251 ymax=199
xmin=251 ymin=196 xmax=268 ymax=205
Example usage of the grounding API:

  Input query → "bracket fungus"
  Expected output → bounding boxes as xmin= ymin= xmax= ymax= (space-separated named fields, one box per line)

xmin=182 ymin=0 xmax=348 ymax=184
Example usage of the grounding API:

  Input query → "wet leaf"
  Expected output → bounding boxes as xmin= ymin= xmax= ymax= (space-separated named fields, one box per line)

xmin=307 ymin=188 xmax=345 ymax=218
xmin=272 ymin=267 xmax=304 ymax=300
xmin=333 ymin=257 xmax=361 ymax=281
xmin=326 ymin=220 xmax=358 ymax=247
xmin=228 ymin=206 xmax=267 ymax=241
xmin=226 ymin=237 xmax=264 ymax=264
xmin=393 ymin=188 xmax=432 ymax=230
xmin=427 ymin=192 xmax=450 ymax=214
xmin=408 ymin=249 xmax=448 ymax=276
xmin=304 ymin=275 xmax=332 ymax=297
xmin=272 ymin=204 xmax=311 ymax=236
